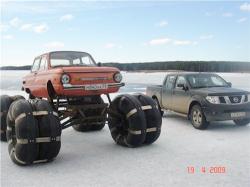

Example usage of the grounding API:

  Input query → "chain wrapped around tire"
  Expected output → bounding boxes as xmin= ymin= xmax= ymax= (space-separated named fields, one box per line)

xmin=108 ymin=94 xmax=147 ymax=147
xmin=6 ymin=99 xmax=61 ymax=166
xmin=134 ymin=94 xmax=162 ymax=144
xmin=72 ymin=96 xmax=106 ymax=132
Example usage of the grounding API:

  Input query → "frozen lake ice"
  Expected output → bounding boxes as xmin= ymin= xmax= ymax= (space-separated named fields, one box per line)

xmin=0 ymin=70 xmax=250 ymax=187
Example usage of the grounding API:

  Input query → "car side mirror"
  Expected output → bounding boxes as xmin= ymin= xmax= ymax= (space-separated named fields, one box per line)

xmin=227 ymin=82 xmax=232 ymax=87
xmin=97 ymin=62 xmax=102 ymax=67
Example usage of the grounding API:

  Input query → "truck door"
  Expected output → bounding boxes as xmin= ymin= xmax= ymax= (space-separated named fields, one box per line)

xmin=162 ymin=75 xmax=176 ymax=109
xmin=172 ymin=75 xmax=190 ymax=114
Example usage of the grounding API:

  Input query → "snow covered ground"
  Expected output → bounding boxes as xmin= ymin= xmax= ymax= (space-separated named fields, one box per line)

xmin=1 ymin=71 xmax=250 ymax=187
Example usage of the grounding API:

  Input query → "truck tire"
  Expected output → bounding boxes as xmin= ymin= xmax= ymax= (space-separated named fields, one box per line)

xmin=190 ymin=105 xmax=209 ymax=130
xmin=153 ymin=97 xmax=164 ymax=116
xmin=11 ymin=95 xmax=25 ymax=101
xmin=72 ymin=97 xmax=105 ymax=132
xmin=7 ymin=99 xmax=39 ymax=165
xmin=108 ymin=94 xmax=146 ymax=147
xmin=134 ymin=94 xmax=162 ymax=144
xmin=31 ymin=99 xmax=61 ymax=161
xmin=6 ymin=99 xmax=61 ymax=166
xmin=0 ymin=95 xmax=12 ymax=141
xmin=233 ymin=119 xmax=250 ymax=126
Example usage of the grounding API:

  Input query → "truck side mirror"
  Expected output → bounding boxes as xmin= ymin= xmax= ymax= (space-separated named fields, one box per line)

xmin=227 ymin=82 xmax=232 ymax=87
xmin=97 ymin=62 xmax=102 ymax=67
xmin=177 ymin=83 xmax=188 ymax=91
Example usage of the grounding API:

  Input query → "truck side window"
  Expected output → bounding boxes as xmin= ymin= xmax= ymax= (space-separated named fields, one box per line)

xmin=31 ymin=58 xmax=41 ymax=72
xmin=175 ymin=76 xmax=186 ymax=88
xmin=165 ymin=75 xmax=176 ymax=89
xmin=39 ymin=56 xmax=47 ymax=71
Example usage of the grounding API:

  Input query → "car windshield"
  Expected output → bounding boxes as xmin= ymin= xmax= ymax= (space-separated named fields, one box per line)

xmin=186 ymin=74 xmax=229 ymax=88
xmin=50 ymin=51 xmax=96 ymax=67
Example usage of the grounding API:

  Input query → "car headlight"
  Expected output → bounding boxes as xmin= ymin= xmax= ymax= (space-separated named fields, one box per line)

xmin=114 ymin=72 xmax=122 ymax=83
xmin=61 ymin=74 xmax=70 ymax=84
xmin=206 ymin=96 xmax=220 ymax=104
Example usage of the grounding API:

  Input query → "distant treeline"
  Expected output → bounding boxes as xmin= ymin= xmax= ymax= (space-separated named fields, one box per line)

xmin=0 ymin=65 xmax=31 ymax=70
xmin=1 ymin=61 xmax=250 ymax=72
xmin=103 ymin=61 xmax=250 ymax=72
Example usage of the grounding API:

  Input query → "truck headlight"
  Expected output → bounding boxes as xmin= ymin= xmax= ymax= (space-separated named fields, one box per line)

xmin=206 ymin=96 xmax=220 ymax=104
xmin=114 ymin=72 xmax=122 ymax=83
xmin=61 ymin=74 xmax=70 ymax=84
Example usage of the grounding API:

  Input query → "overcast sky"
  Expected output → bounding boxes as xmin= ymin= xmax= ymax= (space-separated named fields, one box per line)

xmin=1 ymin=1 xmax=250 ymax=66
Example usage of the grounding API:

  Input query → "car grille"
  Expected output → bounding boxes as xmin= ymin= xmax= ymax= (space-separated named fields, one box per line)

xmin=219 ymin=95 xmax=248 ymax=104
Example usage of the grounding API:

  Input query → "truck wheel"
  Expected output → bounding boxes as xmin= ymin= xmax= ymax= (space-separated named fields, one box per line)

xmin=190 ymin=105 xmax=209 ymax=130
xmin=6 ymin=99 xmax=61 ymax=166
xmin=134 ymin=94 xmax=162 ymax=144
xmin=11 ymin=95 xmax=25 ymax=101
xmin=108 ymin=94 xmax=146 ymax=147
xmin=72 ymin=97 xmax=105 ymax=132
xmin=153 ymin=97 xmax=164 ymax=116
xmin=233 ymin=119 xmax=250 ymax=126
xmin=0 ymin=95 xmax=12 ymax=141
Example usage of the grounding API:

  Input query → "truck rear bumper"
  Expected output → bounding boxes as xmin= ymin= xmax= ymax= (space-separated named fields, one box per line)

xmin=202 ymin=103 xmax=250 ymax=121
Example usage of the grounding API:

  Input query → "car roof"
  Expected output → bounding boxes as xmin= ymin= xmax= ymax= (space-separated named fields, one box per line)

xmin=167 ymin=72 xmax=218 ymax=76
xmin=34 ymin=51 xmax=91 ymax=59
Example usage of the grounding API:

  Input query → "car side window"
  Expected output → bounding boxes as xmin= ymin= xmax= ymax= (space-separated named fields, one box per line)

xmin=31 ymin=58 xmax=41 ymax=72
xmin=175 ymin=76 xmax=187 ymax=89
xmin=165 ymin=75 xmax=176 ymax=89
xmin=39 ymin=56 xmax=48 ymax=71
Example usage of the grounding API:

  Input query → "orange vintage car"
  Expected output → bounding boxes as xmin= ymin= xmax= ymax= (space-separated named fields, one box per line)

xmin=22 ymin=51 xmax=124 ymax=99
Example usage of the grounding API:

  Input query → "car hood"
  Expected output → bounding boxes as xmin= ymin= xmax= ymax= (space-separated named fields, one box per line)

xmin=60 ymin=66 xmax=119 ymax=73
xmin=192 ymin=87 xmax=249 ymax=96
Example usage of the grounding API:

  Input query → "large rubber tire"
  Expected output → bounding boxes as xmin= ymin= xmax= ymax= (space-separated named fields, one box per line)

xmin=31 ymin=100 xmax=61 ymax=161
xmin=190 ymin=105 xmax=209 ymax=130
xmin=233 ymin=118 xmax=250 ymax=126
xmin=1 ymin=95 xmax=13 ymax=141
xmin=72 ymin=96 xmax=105 ymax=132
xmin=6 ymin=99 xmax=61 ymax=166
xmin=108 ymin=94 xmax=146 ymax=147
xmin=11 ymin=95 xmax=25 ymax=101
xmin=6 ymin=99 xmax=39 ymax=165
xmin=134 ymin=94 xmax=162 ymax=144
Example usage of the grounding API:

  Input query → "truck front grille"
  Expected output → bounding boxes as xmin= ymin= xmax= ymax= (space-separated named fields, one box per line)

xmin=220 ymin=95 xmax=248 ymax=105
xmin=229 ymin=96 xmax=242 ymax=104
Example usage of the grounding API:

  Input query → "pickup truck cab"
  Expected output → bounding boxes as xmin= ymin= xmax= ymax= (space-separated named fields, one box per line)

xmin=147 ymin=72 xmax=250 ymax=129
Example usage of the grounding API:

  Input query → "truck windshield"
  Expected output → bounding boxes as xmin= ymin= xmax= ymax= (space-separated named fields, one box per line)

xmin=186 ymin=74 xmax=229 ymax=88
xmin=50 ymin=51 xmax=96 ymax=67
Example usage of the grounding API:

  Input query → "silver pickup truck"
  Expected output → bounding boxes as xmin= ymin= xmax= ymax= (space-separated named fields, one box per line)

xmin=146 ymin=72 xmax=250 ymax=129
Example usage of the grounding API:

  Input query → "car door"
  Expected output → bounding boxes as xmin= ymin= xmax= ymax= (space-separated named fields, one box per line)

xmin=25 ymin=57 xmax=41 ymax=95
xmin=172 ymin=75 xmax=191 ymax=114
xmin=162 ymin=75 xmax=176 ymax=109
xmin=35 ymin=55 xmax=49 ymax=97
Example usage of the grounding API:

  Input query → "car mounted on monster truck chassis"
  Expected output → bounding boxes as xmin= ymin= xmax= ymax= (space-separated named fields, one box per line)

xmin=0 ymin=51 xmax=162 ymax=166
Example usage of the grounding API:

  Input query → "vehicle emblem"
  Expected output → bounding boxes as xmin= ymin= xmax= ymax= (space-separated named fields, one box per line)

xmin=233 ymin=97 xmax=239 ymax=103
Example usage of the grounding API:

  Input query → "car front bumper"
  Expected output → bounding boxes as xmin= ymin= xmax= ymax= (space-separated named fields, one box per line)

xmin=202 ymin=102 xmax=250 ymax=121
xmin=62 ymin=82 xmax=125 ymax=90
